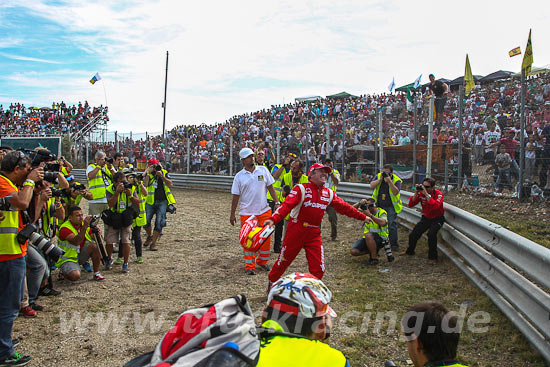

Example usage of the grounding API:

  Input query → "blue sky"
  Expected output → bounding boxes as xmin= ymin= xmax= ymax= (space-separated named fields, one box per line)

xmin=1 ymin=0 xmax=549 ymax=133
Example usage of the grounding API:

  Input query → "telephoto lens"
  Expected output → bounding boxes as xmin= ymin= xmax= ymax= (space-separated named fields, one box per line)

xmin=17 ymin=224 xmax=64 ymax=262
xmin=383 ymin=240 xmax=394 ymax=262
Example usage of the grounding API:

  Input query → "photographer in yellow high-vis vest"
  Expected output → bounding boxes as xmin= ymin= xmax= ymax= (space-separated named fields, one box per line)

xmin=0 ymin=151 xmax=44 ymax=366
xmin=143 ymin=159 xmax=175 ymax=252
xmin=86 ymin=150 xmax=116 ymax=216
xmin=369 ymin=164 xmax=402 ymax=251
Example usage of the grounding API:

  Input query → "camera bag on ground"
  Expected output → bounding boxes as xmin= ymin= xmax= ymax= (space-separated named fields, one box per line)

xmin=124 ymin=294 xmax=259 ymax=367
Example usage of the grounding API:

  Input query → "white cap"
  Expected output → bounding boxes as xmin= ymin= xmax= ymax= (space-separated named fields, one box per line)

xmin=239 ymin=148 xmax=254 ymax=159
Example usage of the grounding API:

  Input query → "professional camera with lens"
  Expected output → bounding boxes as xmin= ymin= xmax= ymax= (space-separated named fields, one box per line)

xmin=282 ymin=185 xmax=291 ymax=197
xmin=123 ymin=181 xmax=133 ymax=189
xmin=381 ymin=171 xmax=389 ymax=179
xmin=51 ymin=188 xmax=70 ymax=198
xmin=360 ymin=202 xmax=375 ymax=210
xmin=105 ymin=157 xmax=114 ymax=164
xmin=153 ymin=164 xmax=162 ymax=172
xmin=0 ymin=195 xmax=12 ymax=211
xmin=167 ymin=204 xmax=177 ymax=214
xmin=44 ymin=162 xmax=60 ymax=172
xmin=136 ymin=173 xmax=144 ymax=181
xmin=25 ymin=149 xmax=57 ymax=167
xmin=415 ymin=184 xmax=423 ymax=191
xmin=72 ymin=183 xmax=86 ymax=191
xmin=17 ymin=223 xmax=64 ymax=262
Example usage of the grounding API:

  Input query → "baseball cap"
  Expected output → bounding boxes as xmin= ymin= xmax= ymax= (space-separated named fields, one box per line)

xmin=148 ymin=158 xmax=160 ymax=165
xmin=267 ymin=272 xmax=336 ymax=318
xmin=239 ymin=147 xmax=254 ymax=159
xmin=308 ymin=163 xmax=332 ymax=176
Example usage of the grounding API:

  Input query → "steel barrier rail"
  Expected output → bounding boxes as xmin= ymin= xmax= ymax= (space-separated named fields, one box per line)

xmin=70 ymin=170 xmax=550 ymax=362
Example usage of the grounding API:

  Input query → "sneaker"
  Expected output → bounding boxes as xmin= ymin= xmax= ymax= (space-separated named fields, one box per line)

xmin=368 ymin=258 xmax=379 ymax=266
xmin=257 ymin=264 xmax=270 ymax=272
xmin=94 ymin=272 xmax=105 ymax=281
xmin=136 ymin=257 xmax=144 ymax=264
xmin=245 ymin=269 xmax=256 ymax=276
xmin=104 ymin=258 xmax=113 ymax=270
xmin=0 ymin=352 xmax=31 ymax=366
xmin=29 ymin=303 xmax=44 ymax=312
xmin=121 ymin=263 xmax=129 ymax=273
xmin=19 ymin=306 xmax=36 ymax=318
xmin=38 ymin=286 xmax=61 ymax=297
xmin=114 ymin=257 xmax=123 ymax=265
xmin=149 ymin=242 xmax=158 ymax=251
xmin=12 ymin=338 xmax=21 ymax=348
xmin=82 ymin=261 xmax=93 ymax=272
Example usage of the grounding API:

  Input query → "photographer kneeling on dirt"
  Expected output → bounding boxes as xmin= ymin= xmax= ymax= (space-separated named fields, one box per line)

xmin=105 ymin=171 xmax=140 ymax=273
xmin=56 ymin=205 xmax=105 ymax=281
xmin=350 ymin=197 xmax=394 ymax=265
xmin=143 ymin=159 xmax=175 ymax=252
xmin=257 ymin=272 xmax=350 ymax=367
xmin=402 ymin=301 xmax=468 ymax=367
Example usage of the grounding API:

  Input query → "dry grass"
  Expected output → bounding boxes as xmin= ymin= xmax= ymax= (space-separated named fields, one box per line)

xmin=13 ymin=189 xmax=547 ymax=366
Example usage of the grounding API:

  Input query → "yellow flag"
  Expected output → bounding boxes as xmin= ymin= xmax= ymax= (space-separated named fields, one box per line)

xmin=522 ymin=29 xmax=533 ymax=76
xmin=464 ymin=54 xmax=474 ymax=97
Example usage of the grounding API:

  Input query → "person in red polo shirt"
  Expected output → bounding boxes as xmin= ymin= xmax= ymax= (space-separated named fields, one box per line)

xmin=401 ymin=177 xmax=444 ymax=265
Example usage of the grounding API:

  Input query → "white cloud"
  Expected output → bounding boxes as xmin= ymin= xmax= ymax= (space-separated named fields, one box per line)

xmin=4 ymin=0 xmax=550 ymax=133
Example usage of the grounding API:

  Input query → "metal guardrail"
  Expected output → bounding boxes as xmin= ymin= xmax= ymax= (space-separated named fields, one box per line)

xmin=71 ymin=169 xmax=550 ymax=362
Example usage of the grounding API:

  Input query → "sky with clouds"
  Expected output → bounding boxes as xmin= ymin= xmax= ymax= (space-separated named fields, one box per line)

xmin=1 ymin=0 xmax=549 ymax=134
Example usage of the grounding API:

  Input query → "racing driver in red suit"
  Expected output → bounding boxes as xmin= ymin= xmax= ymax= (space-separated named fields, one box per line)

xmin=264 ymin=163 xmax=371 ymax=284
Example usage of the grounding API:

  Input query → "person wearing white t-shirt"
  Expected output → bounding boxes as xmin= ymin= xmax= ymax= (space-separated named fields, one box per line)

xmin=230 ymin=148 xmax=279 ymax=275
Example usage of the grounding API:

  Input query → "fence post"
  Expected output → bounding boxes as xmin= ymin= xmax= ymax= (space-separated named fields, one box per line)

xmin=276 ymin=131 xmax=281 ymax=164
xmin=426 ymin=95 xmax=434 ymax=177
xmin=413 ymin=94 xmax=418 ymax=186
xmin=444 ymin=158 xmax=449 ymax=193
xmin=186 ymin=137 xmax=190 ymax=174
xmin=519 ymin=69 xmax=526 ymax=200
xmin=378 ymin=110 xmax=383 ymax=169
xmin=230 ymin=135 xmax=234 ymax=176
xmin=85 ymin=141 xmax=89 ymax=167
xmin=458 ymin=85 xmax=464 ymax=190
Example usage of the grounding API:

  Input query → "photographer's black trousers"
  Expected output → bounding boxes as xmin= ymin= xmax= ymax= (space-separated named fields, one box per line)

xmin=406 ymin=215 xmax=445 ymax=260
xmin=268 ymin=200 xmax=284 ymax=252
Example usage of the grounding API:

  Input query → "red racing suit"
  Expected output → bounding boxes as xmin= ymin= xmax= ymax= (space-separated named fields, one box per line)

xmin=268 ymin=182 xmax=366 ymax=282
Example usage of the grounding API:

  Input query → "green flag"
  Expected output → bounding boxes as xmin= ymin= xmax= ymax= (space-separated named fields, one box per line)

xmin=406 ymin=88 xmax=413 ymax=103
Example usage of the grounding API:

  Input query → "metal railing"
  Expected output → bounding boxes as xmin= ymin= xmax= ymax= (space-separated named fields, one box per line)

xmin=72 ymin=111 xmax=107 ymax=142
xmin=70 ymin=169 xmax=550 ymax=362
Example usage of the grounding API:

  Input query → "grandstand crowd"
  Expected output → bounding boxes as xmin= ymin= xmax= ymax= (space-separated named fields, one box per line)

xmin=0 ymin=101 xmax=108 ymax=137
xmin=3 ymin=72 xmax=550 ymax=188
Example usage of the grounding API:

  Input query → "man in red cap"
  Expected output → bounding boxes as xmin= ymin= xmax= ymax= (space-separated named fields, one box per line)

xmin=264 ymin=163 xmax=371 ymax=283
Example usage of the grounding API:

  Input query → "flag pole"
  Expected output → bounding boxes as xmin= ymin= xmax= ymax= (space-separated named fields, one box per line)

xmin=412 ymin=93 xmax=417 ymax=186
xmin=162 ymin=51 xmax=169 ymax=167
xmin=101 ymin=79 xmax=108 ymax=107
xmin=519 ymin=68 xmax=526 ymax=200
xmin=426 ymin=95 xmax=434 ymax=177
xmin=458 ymin=84 xmax=463 ymax=189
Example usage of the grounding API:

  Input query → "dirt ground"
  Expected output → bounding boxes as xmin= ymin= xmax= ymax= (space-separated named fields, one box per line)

xmin=14 ymin=189 xmax=547 ymax=367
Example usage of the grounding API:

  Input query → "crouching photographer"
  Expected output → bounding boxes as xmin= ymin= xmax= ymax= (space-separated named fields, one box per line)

xmin=19 ymin=178 xmax=64 ymax=317
xmin=56 ymin=205 xmax=106 ymax=281
xmin=0 ymin=150 xmax=44 ymax=366
xmin=143 ymin=159 xmax=175 ymax=252
xmin=350 ymin=197 xmax=394 ymax=266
